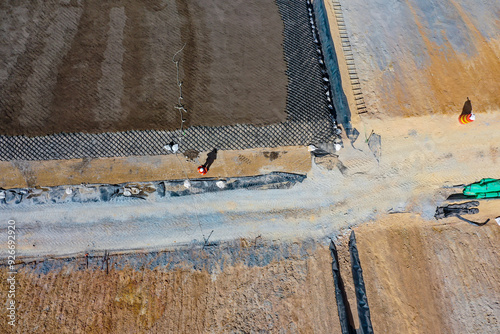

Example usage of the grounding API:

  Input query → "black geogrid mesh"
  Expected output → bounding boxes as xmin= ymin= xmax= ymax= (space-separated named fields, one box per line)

xmin=0 ymin=0 xmax=337 ymax=161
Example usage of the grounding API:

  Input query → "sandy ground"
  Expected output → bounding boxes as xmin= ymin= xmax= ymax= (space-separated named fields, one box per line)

xmin=1 ymin=97 xmax=498 ymax=334
xmin=0 ymin=244 xmax=342 ymax=334
xmin=2 ymin=111 xmax=499 ymax=260
xmin=354 ymin=214 xmax=500 ymax=334
xmin=326 ymin=0 xmax=500 ymax=119
xmin=0 ymin=0 xmax=287 ymax=136
xmin=0 ymin=146 xmax=311 ymax=188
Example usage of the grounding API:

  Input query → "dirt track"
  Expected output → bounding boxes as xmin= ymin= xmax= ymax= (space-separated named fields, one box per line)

xmin=0 ymin=0 xmax=287 ymax=136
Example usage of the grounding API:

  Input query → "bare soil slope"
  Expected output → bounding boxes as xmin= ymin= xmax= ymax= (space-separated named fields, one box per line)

xmin=333 ymin=0 xmax=500 ymax=118
xmin=0 ymin=0 xmax=287 ymax=136
xmin=0 ymin=245 xmax=341 ymax=334
xmin=354 ymin=214 xmax=500 ymax=334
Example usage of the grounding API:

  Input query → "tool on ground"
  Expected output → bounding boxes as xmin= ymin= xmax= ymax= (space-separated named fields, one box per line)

xmin=446 ymin=178 xmax=500 ymax=200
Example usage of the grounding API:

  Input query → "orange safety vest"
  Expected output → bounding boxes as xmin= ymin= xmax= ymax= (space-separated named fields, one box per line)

xmin=459 ymin=113 xmax=475 ymax=124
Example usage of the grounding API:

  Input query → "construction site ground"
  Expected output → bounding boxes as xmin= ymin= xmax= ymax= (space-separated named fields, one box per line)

xmin=0 ymin=0 xmax=287 ymax=136
xmin=1 ymin=0 xmax=500 ymax=333
xmin=2 ymin=110 xmax=499 ymax=333
xmin=1 ymin=213 xmax=498 ymax=333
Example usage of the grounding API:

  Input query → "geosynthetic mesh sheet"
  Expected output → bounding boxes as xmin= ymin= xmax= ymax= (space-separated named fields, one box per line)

xmin=0 ymin=0 xmax=337 ymax=161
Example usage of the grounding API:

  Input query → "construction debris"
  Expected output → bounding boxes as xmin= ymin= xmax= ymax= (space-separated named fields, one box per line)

xmin=435 ymin=201 xmax=490 ymax=226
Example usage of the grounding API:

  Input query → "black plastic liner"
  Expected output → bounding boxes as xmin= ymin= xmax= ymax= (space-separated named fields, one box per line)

xmin=435 ymin=201 xmax=490 ymax=226
xmin=349 ymin=231 xmax=374 ymax=334
xmin=0 ymin=172 xmax=306 ymax=206
xmin=330 ymin=231 xmax=375 ymax=334
xmin=329 ymin=240 xmax=356 ymax=334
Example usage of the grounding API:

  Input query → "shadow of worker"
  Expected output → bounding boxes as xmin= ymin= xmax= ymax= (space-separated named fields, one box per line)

xmin=203 ymin=148 xmax=218 ymax=172
xmin=461 ymin=97 xmax=472 ymax=116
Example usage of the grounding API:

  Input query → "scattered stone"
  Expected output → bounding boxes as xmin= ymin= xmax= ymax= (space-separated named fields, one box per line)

xmin=314 ymin=155 xmax=339 ymax=170
xmin=184 ymin=150 xmax=200 ymax=161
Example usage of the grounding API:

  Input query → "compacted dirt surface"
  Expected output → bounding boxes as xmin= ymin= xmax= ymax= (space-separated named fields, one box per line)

xmin=0 ymin=0 xmax=287 ymax=136
xmin=1 ymin=215 xmax=498 ymax=333
xmin=0 ymin=242 xmax=343 ymax=333
xmin=355 ymin=214 xmax=500 ymax=334
xmin=1 ymin=0 xmax=500 ymax=333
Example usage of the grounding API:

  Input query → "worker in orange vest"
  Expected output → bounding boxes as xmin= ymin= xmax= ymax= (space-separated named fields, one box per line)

xmin=459 ymin=97 xmax=475 ymax=124
xmin=198 ymin=165 xmax=207 ymax=175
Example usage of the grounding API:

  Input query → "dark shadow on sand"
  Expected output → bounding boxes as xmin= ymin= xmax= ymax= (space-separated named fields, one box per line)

xmin=203 ymin=148 xmax=217 ymax=172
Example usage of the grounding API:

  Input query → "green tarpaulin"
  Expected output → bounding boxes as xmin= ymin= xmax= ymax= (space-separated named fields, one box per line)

xmin=463 ymin=178 xmax=500 ymax=199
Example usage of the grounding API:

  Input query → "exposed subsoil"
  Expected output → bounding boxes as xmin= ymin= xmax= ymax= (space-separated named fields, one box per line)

xmin=0 ymin=241 xmax=342 ymax=334
xmin=335 ymin=0 xmax=500 ymax=118
xmin=354 ymin=214 xmax=500 ymax=334
xmin=2 ymin=215 xmax=498 ymax=333
xmin=0 ymin=0 xmax=287 ymax=136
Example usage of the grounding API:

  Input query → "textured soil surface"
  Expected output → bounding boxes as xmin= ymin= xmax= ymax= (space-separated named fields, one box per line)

xmin=1 ymin=218 xmax=498 ymax=333
xmin=333 ymin=0 xmax=500 ymax=118
xmin=0 ymin=241 xmax=342 ymax=334
xmin=0 ymin=0 xmax=287 ymax=136
xmin=1 ymin=1 xmax=499 ymax=332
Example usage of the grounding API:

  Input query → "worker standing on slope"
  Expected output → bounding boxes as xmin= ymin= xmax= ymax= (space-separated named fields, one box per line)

xmin=459 ymin=97 xmax=475 ymax=124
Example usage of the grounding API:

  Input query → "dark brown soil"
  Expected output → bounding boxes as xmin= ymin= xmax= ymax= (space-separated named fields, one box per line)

xmin=0 ymin=0 xmax=287 ymax=136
